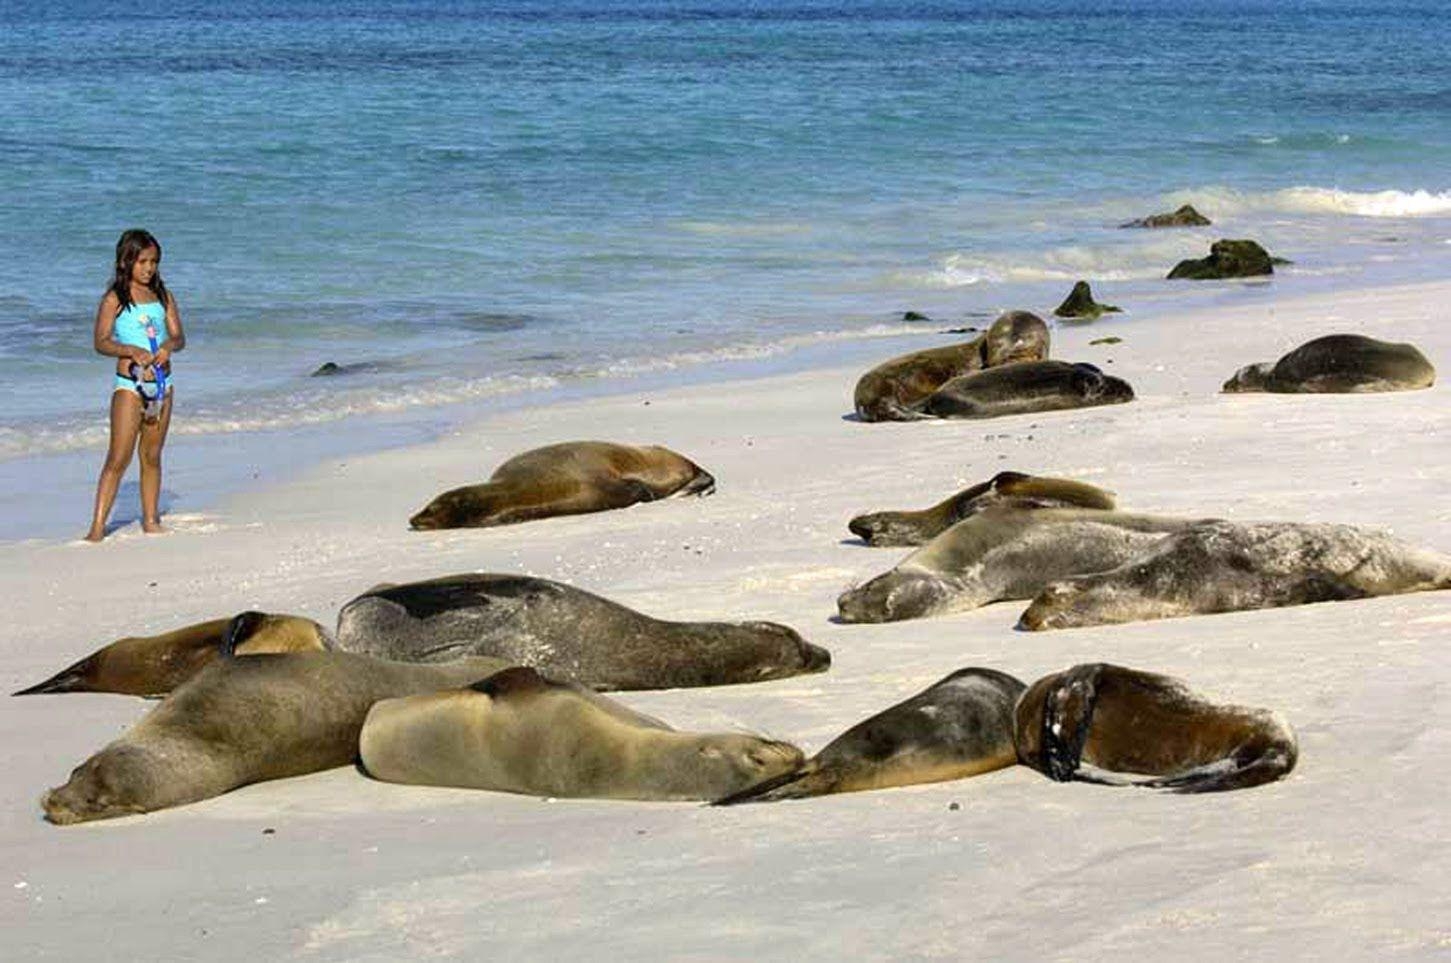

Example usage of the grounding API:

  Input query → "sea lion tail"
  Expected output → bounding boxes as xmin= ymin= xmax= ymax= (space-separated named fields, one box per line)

xmin=13 ymin=655 xmax=98 ymax=696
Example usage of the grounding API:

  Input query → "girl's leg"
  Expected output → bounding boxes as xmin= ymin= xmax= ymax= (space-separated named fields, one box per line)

xmin=86 ymin=391 xmax=144 ymax=541
xmin=137 ymin=391 xmax=174 ymax=534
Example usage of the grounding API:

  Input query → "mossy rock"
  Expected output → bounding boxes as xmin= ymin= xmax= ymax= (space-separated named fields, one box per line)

xmin=1053 ymin=280 xmax=1122 ymax=320
xmin=1168 ymin=239 xmax=1277 ymax=280
xmin=1122 ymin=204 xmax=1212 ymax=228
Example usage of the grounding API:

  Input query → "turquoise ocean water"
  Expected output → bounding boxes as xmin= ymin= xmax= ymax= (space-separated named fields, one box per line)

xmin=3 ymin=0 xmax=1450 ymax=539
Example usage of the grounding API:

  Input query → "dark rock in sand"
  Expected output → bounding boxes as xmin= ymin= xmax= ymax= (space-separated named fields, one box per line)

xmin=1122 ymin=204 xmax=1212 ymax=229
xmin=1053 ymin=281 xmax=1121 ymax=321
xmin=1090 ymin=336 xmax=1122 ymax=346
xmin=1167 ymin=239 xmax=1277 ymax=281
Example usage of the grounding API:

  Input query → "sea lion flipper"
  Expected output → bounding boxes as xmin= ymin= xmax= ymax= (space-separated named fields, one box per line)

xmin=470 ymin=665 xmax=552 ymax=698
xmin=710 ymin=765 xmax=815 ymax=806
xmin=221 ymin=612 xmax=267 ymax=657
xmin=13 ymin=654 xmax=98 ymax=696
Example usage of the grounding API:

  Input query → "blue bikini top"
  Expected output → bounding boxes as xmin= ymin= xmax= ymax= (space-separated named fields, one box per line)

xmin=113 ymin=300 xmax=167 ymax=351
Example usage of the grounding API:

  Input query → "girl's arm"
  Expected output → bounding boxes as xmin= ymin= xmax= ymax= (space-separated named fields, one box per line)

xmin=93 ymin=292 xmax=150 ymax=365
xmin=155 ymin=291 xmax=186 ymax=365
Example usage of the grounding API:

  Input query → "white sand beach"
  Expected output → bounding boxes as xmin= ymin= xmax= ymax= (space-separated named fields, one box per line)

xmin=3 ymin=279 xmax=1450 ymax=960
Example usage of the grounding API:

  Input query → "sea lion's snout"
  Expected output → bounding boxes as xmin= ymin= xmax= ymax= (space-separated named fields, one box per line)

xmin=680 ymin=469 xmax=716 ymax=497
xmin=798 ymin=638 xmax=832 ymax=673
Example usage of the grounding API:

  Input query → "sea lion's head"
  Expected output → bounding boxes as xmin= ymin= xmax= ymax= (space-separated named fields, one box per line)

xmin=837 ymin=570 xmax=953 ymax=624
xmin=692 ymin=735 xmax=805 ymax=799
xmin=1221 ymin=362 xmax=1274 ymax=393
xmin=409 ymin=486 xmax=478 ymax=530
xmin=42 ymin=745 xmax=159 ymax=826
xmin=984 ymin=310 xmax=1050 ymax=367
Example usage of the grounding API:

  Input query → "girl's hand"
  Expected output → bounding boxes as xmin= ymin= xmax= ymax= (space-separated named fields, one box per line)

xmin=129 ymin=347 xmax=154 ymax=367
xmin=153 ymin=346 xmax=171 ymax=367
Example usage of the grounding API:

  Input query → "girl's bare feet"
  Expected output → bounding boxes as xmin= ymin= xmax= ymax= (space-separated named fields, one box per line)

xmin=142 ymin=519 xmax=165 ymax=535
xmin=84 ymin=528 xmax=105 ymax=543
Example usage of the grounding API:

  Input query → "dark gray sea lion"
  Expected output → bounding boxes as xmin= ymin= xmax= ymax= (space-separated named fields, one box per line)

xmin=359 ymin=666 xmax=804 ymax=802
xmin=40 ymin=651 xmax=512 ymax=825
xmin=409 ymin=440 xmax=715 ymax=530
xmin=1167 ymin=238 xmax=1278 ymax=280
xmin=1053 ymin=281 xmax=1121 ymax=320
xmin=13 ymin=612 xmax=332 ymax=698
xmin=837 ymin=507 xmax=1199 ymax=623
xmin=852 ymin=311 xmax=1050 ymax=422
xmin=1018 ymin=520 xmax=1451 ymax=631
xmin=1222 ymin=334 xmax=1435 ymax=393
xmin=335 ymin=573 xmax=830 ymax=690
xmin=714 ymin=667 xmax=1025 ymax=805
xmin=919 ymin=360 xmax=1134 ymax=420
xmin=1121 ymin=204 xmax=1212 ymax=228
xmin=1014 ymin=663 xmax=1298 ymax=793
xmin=847 ymin=470 xmax=1117 ymax=547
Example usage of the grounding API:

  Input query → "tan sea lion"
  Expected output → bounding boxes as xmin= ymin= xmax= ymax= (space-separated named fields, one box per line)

xmin=335 ymin=573 xmax=829 ymax=691
xmin=13 ymin=612 xmax=331 ymax=698
xmin=714 ymin=667 xmax=1025 ymax=805
xmin=1222 ymin=334 xmax=1435 ymax=393
xmin=1014 ymin=663 xmax=1298 ymax=793
xmin=852 ymin=310 xmax=1050 ymax=422
xmin=1018 ymin=520 xmax=1451 ymax=631
xmin=847 ymin=470 xmax=1117 ymax=547
xmin=838 ymin=507 xmax=1199 ymax=623
xmin=408 ymin=440 xmax=715 ymax=530
xmin=41 ymin=651 xmax=511 ymax=825
xmin=359 ymin=666 xmax=804 ymax=802
xmin=920 ymin=360 xmax=1134 ymax=420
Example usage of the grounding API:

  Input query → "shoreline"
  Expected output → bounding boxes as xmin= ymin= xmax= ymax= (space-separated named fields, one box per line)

xmin=5 ymin=270 xmax=1451 ymax=959
xmin=10 ymin=256 xmax=1441 ymax=546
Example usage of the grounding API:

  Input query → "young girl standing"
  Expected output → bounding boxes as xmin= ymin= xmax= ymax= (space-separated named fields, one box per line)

xmin=85 ymin=229 xmax=186 ymax=542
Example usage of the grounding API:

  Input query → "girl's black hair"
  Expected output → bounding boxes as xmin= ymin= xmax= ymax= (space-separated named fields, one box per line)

xmin=110 ymin=228 xmax=170 ymax=311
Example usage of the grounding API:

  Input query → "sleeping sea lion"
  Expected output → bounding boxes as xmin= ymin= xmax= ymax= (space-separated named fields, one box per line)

xmin=852 ymin=311 xmax=1050 ymax=422
xmin=41 ymin=651 xmax=511 ymax=825
xmin=13 ymin=612 xmax=331 ymax=698
xmin=358 ymin=666 xmax=804 ymax=802
xmin=1222 ymin=334 xmax=1435 ymax=393
xmin=837 ymin=507 xmax=1200 ymax=624
xmin=409 ymin=440 xmax=715 ymax=530
xmin=335 ymin=573 xmax=830 ymax=690
xmin=1014 ymin=663 xmax=1298 ymax=793
xmin=1018 ymin=520 xmax=1451 ymax=631
xmin=920 ymin=360 xmax=1134 ymax=420
xmin=847 ymin=470 xmax=1117 ymax=547
xmin=714 ymin=667 xmax=1025 ymax=804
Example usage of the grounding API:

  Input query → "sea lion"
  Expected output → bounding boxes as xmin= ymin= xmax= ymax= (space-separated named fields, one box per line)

xmin=1014 ymin=663 xmax=1298 ymax=793
xmin=1222 ymin=334 xmax=1435 ymax=393
xmin=1018 ymin=520 xmax=1451 ymax=631
xmin=335 ymin=573 xmax=830 ymax=690
xmin=41 ymin=651 xmax=512 ymax=825
xmin=358 ymin=666 xmax=804 ymax=802
xmin=847 ymin=470 xmax=1117 ymax=547
xmin=852 ymin=310 xmax=1050 ymax=422
xmin=920 ymin=360 xmax=1134 ymax=420
xmin=408 ymin=440 xmax=715 ymax=530
xmin=13 ymin=612 xmax=332 ymax=698
xmin=714 ymin=667 xmax=1025 ymax=805
xmin=838 ymin=507 xmax=1198 ymax=623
